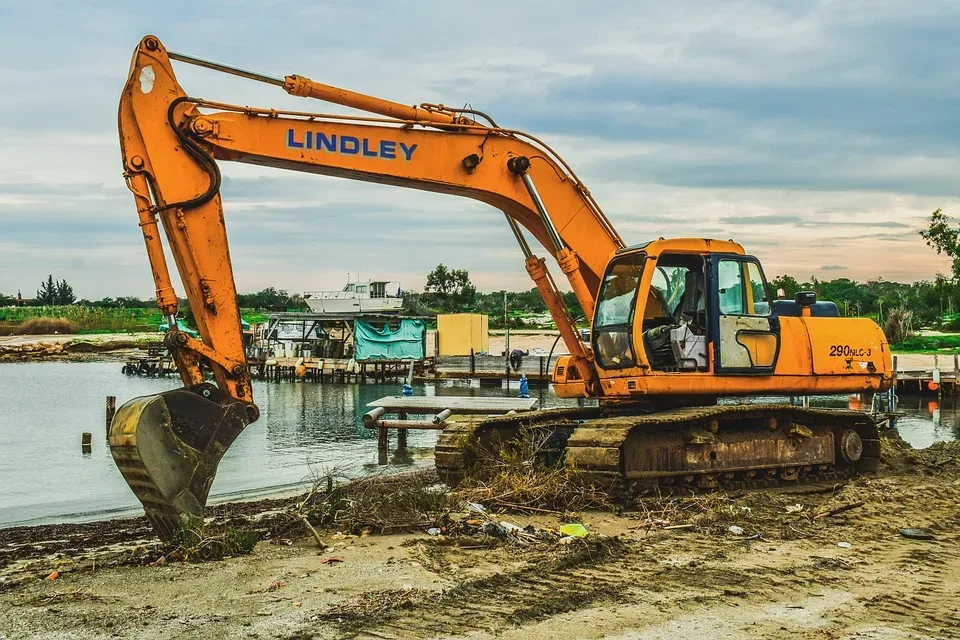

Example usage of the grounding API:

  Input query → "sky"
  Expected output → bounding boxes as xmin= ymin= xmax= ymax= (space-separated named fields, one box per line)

xmin=1 ymin=0 xmax=958 ymax=300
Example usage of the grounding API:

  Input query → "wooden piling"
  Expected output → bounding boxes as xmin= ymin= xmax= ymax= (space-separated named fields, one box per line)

xmin=105 ymin=395 xmax=116 ymax=433
xmin=377 ymin=427 xmax=388 ymax=465
xmin=396 ymin=411 xmax=408 ymax=450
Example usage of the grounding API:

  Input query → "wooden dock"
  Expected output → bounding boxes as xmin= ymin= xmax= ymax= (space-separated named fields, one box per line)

xmin=894 ymin=354 xmax=959 ymax=395
xmin=363 ymin=395 xmax=539 ymax=464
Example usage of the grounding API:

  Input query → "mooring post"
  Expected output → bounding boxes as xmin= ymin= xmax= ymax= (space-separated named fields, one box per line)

xmin=891 ymin=355 xmax=898 ymax=412
xmin=935 ymin=355 xmax=942 ymax=400
xmin=377 ymin=426 xmax=388 ymax=464
xmin=470 ymin=348 xmax=475 ymax=375
xmin=954 ymin=354 xmax=958 ymax=394
xmin=105 ymin=395 xmax=116 ymax=433
xmin=396 ymin=410 xmax=408 ymax=450
xmin=81 ymin=432 xmax=92 ymax=454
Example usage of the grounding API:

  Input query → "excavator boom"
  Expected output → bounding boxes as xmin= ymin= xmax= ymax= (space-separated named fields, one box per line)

xmin=114 ymin=36 xmax=619 ymax=537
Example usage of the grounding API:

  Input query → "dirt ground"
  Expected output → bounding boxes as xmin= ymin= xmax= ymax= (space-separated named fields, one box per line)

xmin=2 ymin=432 xmax=959 ymax=640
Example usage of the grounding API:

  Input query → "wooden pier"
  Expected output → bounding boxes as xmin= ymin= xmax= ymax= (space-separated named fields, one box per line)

xmin=894 ymin=354 xmax=960 ymax=395
xmin=247 ymin=356 xmax=434 ymax=384
xmin=363 ymin=395 xmax=539 ymax=464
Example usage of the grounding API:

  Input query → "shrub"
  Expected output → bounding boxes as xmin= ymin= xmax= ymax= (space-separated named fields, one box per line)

xmin=15 ymin=317 xmax=77 ymax=335
xmin=883 ymin=308 xmax=913 ymax=344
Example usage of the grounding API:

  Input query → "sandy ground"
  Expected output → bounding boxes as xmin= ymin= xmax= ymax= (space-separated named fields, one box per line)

xmin=1 ymin=435 xmax=959 ymax=640
xmin=0 ymin=332 xmax=162 ymax=362
xmin=0 ymin=332 xmax=161 ymax=348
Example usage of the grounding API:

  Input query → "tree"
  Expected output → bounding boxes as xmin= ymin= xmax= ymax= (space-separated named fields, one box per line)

xmin=36 ymin=275 xmax=57 ymax=305
xmin=920 ymin=208 xmax=960 ymax=280
xmin=768 ymin=275 xmax=801 ymax=300
xmin=423 ymin=264 xmax=476 ymax=312
xmin=0 ymin=292 xmax=14 ymax=306
xmin=56 ymin=279 xmax=76 ymax=305
xmin=36 ymin=275 xmax=76 ymax=305
xmin=236 ymin=287 xmax=298 ymax=311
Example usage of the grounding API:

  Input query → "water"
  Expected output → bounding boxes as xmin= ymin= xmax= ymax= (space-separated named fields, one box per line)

xmin=0 ymin=362 xmax=578 ymax=527
xmin=0 ymin=362 xmax=955 ymax=527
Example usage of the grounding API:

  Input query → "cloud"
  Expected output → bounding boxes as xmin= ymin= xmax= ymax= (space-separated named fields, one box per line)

xmin=819 ymin=265 xmax=847 ymax=271
xmin=0 ymin=1 xmax=958 ymax=298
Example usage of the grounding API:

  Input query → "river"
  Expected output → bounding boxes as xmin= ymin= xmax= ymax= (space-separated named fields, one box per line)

xmin=0 ymin=362 xmax=955 ymax=528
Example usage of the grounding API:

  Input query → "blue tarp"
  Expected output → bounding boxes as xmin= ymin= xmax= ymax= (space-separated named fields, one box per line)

xmin=354 ymin=319 xmax=426 ymax=361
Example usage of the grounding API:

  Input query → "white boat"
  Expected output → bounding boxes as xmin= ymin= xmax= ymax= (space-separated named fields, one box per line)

xmin=303 ymin=280 xmax=403 ymax=314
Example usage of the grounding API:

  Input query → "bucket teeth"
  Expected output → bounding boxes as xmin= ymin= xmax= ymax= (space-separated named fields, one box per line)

xmin=108 ymin=384 xmax=250 ymax=541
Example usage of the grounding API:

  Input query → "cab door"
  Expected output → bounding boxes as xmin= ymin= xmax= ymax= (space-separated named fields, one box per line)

xmin=710 ymin=255 xmax=780 ymax=374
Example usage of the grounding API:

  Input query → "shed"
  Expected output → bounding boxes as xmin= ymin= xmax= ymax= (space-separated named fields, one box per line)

xmin=437 ymin=313 xmax=488 ymax=356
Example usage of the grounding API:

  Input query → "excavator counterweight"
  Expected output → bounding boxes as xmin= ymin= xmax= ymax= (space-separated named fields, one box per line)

xmin=114 ymin=36 xmax=892 ymax=540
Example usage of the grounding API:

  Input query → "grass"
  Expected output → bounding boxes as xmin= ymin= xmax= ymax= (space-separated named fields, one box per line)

xmin=0 ymin=305 xmax=265 ymax=335
xmin=11 ymin=317 xmax=78 ymax=335
xmin=892 ymin=335 xmax=960 ymax=353
xmin=0 ymin=306 xmax=163 ymax=334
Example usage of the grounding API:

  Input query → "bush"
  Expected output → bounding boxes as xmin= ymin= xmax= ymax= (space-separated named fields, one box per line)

xmin=883 ymin=308 xmax=914 ymax=344
xmin=15 ymin=317 xmax=77 ymax=335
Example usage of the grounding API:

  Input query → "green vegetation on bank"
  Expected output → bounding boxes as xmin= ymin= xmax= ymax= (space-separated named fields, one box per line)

xmin=0 ymin=306 xmax=163 ymax=335
xmin=890 ymin=335 xmax=960 ymax=354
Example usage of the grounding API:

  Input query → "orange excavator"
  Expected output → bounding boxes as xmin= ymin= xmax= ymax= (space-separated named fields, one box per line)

xmin=113 ymin=36 xmax=893 ymax=540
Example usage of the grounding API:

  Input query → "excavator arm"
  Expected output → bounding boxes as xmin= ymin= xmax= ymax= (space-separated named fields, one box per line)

xmin=113 ymin=35 xmax=623 ymax=538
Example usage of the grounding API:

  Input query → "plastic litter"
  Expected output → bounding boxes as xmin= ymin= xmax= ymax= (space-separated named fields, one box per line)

xmin=500 ymin=521 xmax=523 ymax=533
xmin=560 ymin=523 xmax=589 ymax=538
xmin=465 ymin=502 xmax=487 ymax=514
xmin=837 ymin=541 xmax=852 ymax=549
xmin=728 ymin=525 xmax=745 ymax=536
xmin=558 ymin=536 xmax=575 ymax=545
xmin=427 ymin=527 xmax=442 ymax=536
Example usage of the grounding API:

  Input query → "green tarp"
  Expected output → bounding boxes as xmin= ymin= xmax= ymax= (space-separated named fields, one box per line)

xmin=354 ymin=319 xmax=426 ymax=361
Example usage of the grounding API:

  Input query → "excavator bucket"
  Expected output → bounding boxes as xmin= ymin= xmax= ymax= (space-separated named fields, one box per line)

xmin=108 ymin=383 xmax=250 ymax=541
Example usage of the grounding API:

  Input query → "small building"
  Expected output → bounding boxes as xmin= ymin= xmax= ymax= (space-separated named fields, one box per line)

xmin=437 ymin=313 xmax=488 ymax=356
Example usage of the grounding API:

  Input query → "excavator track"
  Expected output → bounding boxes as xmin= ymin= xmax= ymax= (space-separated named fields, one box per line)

xmin=435 ymin=404 xmax=880 ymax=495
xmin=435 ymin=407 xmax=600 ymax=486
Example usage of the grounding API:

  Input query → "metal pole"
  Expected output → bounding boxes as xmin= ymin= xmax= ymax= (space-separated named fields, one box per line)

xmin=503 ymin=213 xmax=533 ymax=259
xmin=504 ymin=291 xmax=510 ymax=387
xmin=167 ymin=50 xmax=286 ymax=86
xmin=519 ymin=173 xmax=564 ymax=252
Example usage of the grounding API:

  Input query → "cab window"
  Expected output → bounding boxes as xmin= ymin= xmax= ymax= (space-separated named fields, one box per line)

xmin=717 ymin=259 xmax=770 ymax=316
xmin=593 ymin=253 xmax=644 ymax=368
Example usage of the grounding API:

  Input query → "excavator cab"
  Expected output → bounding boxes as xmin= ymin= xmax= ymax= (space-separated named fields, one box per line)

xmin=592 ymin=242 xmax=781 ymax=376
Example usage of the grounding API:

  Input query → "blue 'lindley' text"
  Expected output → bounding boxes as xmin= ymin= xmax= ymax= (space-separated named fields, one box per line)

xmin=286 ymin=129 xmax=417 ymax=161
